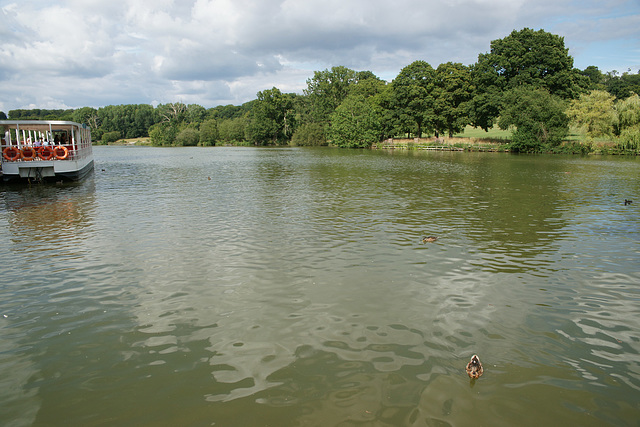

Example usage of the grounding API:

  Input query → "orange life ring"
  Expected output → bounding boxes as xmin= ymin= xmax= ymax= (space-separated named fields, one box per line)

xmin=53 ymin=146 xmax=69 ymax=160
xmin=21 ymin=146 xmax=37 ymax=161
xmin=38 ymin=146 xmax=55 ymax=160
xmin=3 ymin=146 xmax=21 ymax=161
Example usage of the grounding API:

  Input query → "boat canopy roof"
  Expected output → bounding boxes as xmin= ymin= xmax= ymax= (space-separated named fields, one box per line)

xmin=0 ymin=120 xmax=88 ymax=132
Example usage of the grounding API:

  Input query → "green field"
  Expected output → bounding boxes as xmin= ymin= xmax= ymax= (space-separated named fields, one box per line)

xmin=454 ymin=125 xmax=512 ymax=139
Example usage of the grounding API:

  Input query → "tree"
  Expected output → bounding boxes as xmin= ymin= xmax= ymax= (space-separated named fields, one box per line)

xmin=8 ymin=109 xmax=73 ymax=120
xmin=73 ymin=107 xmax=99 ymax=129
xmin=605 ymin=70 xmax=640 ymax=100
xmin=157 ymin=102 xmax=187 ymax=124
xmin=218 ymin=117 xmax=247 ymax=144
xmin=149 ymin=122 xmax=178 ymax=146
xmin=304 ymin=66 xmax=358 ymax=123
xmin=96 ymin=104 xmax=156 ymax=139
xmin=566 ymin=90 xmax=616 ymax=138
xmin=616 ymin=94 xmax=640 ymax=131
xmin=131 ymin=104 xmax=156 ymax=138
xmin=391 ymin=60 xmax=437 ymax=137
xmin=101 ymin=131 xmax=120 ymax=144
xmin=291 ymin=123 xmax=326 ymax=146
xmin=247 ymin=87 xmax=296 ymax=145
xmin=372 ymin=84 xmax=397 ymax=141
xmin=615 ymin=94 xmax=640 ymax=150
xmin=199 ymin=119 xmax=219 ymax=146
xmin=580 ymin=66 xmax=605 ymax=90
xmin=471 ymin=28 xmax=582 ymax=130
xmin=186 ymin=104 xmax=206 ymax=124
xmin=328 ymin=95 xmax=382 ymax=148
xmin=208 ymin=104 xmax=245 ymax=120
xmin=348 ymin=72 xmax=387 ymax=98
xmin=498 ymin=86 xmax=569 ymax=152
xmin=175 ymin=127 xmax=200 ymax=146
xmin=434 ymin=62 xmax=473 ymax=137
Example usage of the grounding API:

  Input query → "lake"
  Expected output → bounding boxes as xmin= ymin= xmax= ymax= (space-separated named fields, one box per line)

xmin=1 ymin=146 xmax=639 ymax=426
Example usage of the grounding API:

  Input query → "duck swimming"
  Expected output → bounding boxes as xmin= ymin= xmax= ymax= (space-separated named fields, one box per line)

xmin=422 ymin=236 xmax=438 ymax=243
xmin=465 ymin=354 xmax=483 ymax=379
xmin=625 ymin=199 xmax=633 ymax=205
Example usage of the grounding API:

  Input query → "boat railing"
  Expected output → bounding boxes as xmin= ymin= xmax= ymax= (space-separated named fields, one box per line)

xmin=1 ymin=120 xmax=93 ymax=163
xmin=1 ymin=143 xmax=93 ymax=162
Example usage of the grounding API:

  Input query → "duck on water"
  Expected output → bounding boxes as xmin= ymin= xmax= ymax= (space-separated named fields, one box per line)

xmin=466 ymin=355 xmax=484 ymax=379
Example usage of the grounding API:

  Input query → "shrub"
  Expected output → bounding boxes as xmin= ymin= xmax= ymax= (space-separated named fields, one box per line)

xmin=498 ymin=87 xmax=568 ymax=152
xmin=199 ymin=119 xmax=218 ymax=146
xmin=102 ymin=131 xmax=120 ymax=144
xmin=175 ymin=127 xmax=199 ymax=146
xmin=291 ymin=123 xmax=327 ymax=146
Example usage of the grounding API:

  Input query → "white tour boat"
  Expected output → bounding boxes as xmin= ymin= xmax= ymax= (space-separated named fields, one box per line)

xmin=1 ymin=120 xmax=94 ymax=182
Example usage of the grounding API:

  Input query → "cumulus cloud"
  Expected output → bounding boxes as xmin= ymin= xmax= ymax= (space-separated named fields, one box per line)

xmin=0 ymin=0 xmax=638 ymax=113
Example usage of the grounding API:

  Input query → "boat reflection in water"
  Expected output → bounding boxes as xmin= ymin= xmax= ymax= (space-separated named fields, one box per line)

xmin=3 ymin=179 xmax=96 ymax=258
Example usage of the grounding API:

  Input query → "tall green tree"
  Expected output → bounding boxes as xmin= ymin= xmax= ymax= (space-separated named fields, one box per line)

xmin=348 ymin=72 xmax=387 ymax=98
xmin=175 ymin=127 xmax=200 ymax=146
xmin=156 ymin=102 xmax=187 ymax=124
xmin=605 ymin=70 xmax=640 ymax=99
xmin=615 ymin=94 xmax=640 ymax=150
xmin=498 ymin=86 xmax=569 ymax=152
xmin=328 ymin=95 xmax=382 ymax=148
xmin=8 ymin=109 xmax=73 ymax=120
xmin=97 ymin=104 xmax=156 ymax=139
xmin=131 ymin=104 xmax=156 ymax=138
xmin=72 ymin=107 xmax=100 ymax=139
xmin=199 ymin=118 xmax=219 ymax=146
xmin=207 ymin=104 xmax=245 ymax=120
xmin=434 ymin=62 xmax=473 ymax=137
xmin=72 ymin=107 xmax=97 ymax=125
xmin=580 ymin=66 xmax=606 ymax=90
xmin=304 ymin=66 xmax=358 ymax=123
xmin=291 ymin=123 xmax=327 ymax=146
xmin=186 ymin=104 xmax=207 ymax=124
xmin=149 ymin=122 xmax=178 ymax=146
xmin=566 ymin=90 xmax=617 ymax=138
xmin=247 ymin=87 xmax=296 ymax=145
xmin=391 ymin=60 xmax=437 ymax=137
xmin=471 ymin=28 xmax=583 ymax=130
xmin=218 ymin=117 xmax=247 ymax=144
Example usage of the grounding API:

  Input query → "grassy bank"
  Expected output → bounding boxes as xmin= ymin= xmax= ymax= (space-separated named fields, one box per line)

xmin=380 ymin=125 xmax=637 ymax=155
xmin=98 ymin=126 xmax=636 ymax=155
xmin=94 ymin=137 xmax=152 ymax=146
xmin=454 ymin=125 xmax=512 ymax=140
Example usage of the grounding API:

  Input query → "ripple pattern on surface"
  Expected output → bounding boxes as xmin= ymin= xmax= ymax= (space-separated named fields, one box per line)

xmin=1 ymin=148 xmax=638 ymax=426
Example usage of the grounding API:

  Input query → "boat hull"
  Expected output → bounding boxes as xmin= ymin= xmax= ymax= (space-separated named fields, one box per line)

xmin=1 ymin=158 xmax=94 ymax=182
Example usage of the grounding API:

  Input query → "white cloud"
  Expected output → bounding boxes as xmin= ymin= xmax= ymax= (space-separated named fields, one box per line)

xmin=0 ymin=0 xmax=638 ymax=113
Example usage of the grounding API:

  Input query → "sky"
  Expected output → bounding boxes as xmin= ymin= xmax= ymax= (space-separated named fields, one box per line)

xmin=1 ymin=0 xmax=639 ymax=114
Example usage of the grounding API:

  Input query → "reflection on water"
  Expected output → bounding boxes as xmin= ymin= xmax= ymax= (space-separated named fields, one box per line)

xmin=0 ymin=147 xmax=639 ymax=426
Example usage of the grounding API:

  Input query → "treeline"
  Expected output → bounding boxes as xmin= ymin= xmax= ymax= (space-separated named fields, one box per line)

xmin=3 ymin=28 xmax=640 ymax=153
xmin=6 ymin=109 xmax=76 ymax=121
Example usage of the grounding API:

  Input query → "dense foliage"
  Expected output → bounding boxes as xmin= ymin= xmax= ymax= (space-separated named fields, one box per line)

xmin=329 ymin=95 xmax=382 ymax=148
xmin=3 ymin=28 xmax=638 ymax=153
xmin=391 ymin=60 xmax=437 ymax=138
xmin=8 ymin=109 xmax=74 ymax=120
xmin=499 ymin=87 xmax=569 ymax=151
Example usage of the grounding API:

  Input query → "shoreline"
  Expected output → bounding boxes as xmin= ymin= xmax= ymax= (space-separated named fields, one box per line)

xmin=98 ymin=136 xmax=637 ymax=155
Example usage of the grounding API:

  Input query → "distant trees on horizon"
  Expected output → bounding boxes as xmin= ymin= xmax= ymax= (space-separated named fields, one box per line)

xmin=3 ymin=28 xmax=640 ymax=153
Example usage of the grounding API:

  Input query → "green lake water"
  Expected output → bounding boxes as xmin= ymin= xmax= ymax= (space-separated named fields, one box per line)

xmin=1 ymin=146 xmax=639 ymax=426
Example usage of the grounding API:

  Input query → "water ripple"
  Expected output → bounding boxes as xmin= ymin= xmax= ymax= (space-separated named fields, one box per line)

xmin=1 ymin=148 xmax=639 ymax=426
